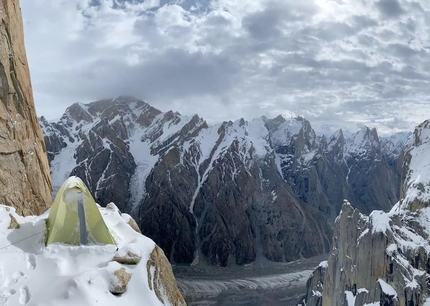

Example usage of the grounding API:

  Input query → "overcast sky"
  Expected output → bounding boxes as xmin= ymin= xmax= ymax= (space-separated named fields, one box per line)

xmin=21 ymin=0 xmax=430 ymax=135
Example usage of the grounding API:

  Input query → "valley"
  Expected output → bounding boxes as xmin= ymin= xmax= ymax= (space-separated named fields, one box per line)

xmin=174 ymin=254 xmax=328 ymax=305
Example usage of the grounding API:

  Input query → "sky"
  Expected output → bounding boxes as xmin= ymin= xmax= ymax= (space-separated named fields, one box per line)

xmin=21 ymin=0 xmax=430 ymax=135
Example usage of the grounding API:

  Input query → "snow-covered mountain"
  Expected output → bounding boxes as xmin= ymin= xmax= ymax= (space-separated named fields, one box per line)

xmin=0 ymin=203 xmax=185 ymax=306
xmin=39 ymin=96 xmax=409 ymax=266
xmin=300 ymin=119 xmax=430 ymax=306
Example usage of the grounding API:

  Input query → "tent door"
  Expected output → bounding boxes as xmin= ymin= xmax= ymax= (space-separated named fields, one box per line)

xmin=77 ymin=193 xmax=88 ymax=245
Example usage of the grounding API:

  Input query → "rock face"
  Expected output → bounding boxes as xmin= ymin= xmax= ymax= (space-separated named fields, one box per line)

xmin=147 ymin=245 xmax=187 ymax=306
xmin=0 ymin=0 xmax=52 ymax=215
xmin=301 ymin=260 xmax=327 ymax=306
xmin=300 ymin=119 xmax=430 ymax=306
xmin=270 ymin=117 xmax=403 ymax=220
xmin=40 ymin=97 xmax=408 ymax=266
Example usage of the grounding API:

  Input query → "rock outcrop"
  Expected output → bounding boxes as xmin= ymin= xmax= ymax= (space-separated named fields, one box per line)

xmin=108 ymin=265 xmax=132 ymax=295
xmin=300 ymin=119 xmax=430 ymax=306
xmin=40 ymin=97 xmax=408 ymax=266
xmin=147 ymin=245 xmax=187 ymax=306
xmin=0 ymin=0 xmax=52 ymax=215
xmin=301 ymin=260 xmax=327 ymax=306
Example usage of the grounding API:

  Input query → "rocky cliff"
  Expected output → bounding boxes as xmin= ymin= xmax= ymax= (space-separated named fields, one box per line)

xmin=300 ymin=119 xmax=430 ymax=306
xmin=40 ymin=97 xmax=408 ymax=266
xmin=0 ymin=0 xmax=52 ymax=215
xmin=272 ymin=118 xmax=402 ymax=220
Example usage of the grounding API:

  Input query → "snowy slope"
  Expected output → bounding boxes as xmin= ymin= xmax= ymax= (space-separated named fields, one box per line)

xmin=0 ymin=204 xmax=181 ymax=306
xmin=400 ymin=120 xmax=430 ymax=208
xmin=381 ymin=131 xmax=411 ymax=160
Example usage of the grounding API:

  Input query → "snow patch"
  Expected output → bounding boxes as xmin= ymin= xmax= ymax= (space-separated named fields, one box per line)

xmin=318 ymin=261 xmax=328 ymax=269
xmin=345 ymin=290 xmax=356 ymax=306
xmin=369 ymin=211 xmax=391 ymax=235
xmin=377 ymin=279 xmax=397 ymax=298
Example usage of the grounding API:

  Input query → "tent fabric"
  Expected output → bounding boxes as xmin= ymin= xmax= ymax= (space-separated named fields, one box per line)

xmin=46 ymin=176 xmax=116 ymax=246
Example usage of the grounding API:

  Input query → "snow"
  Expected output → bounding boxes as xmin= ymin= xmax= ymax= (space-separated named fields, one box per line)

xmin=332 ymin=123 xmax=430 ymax=304
xmin=401 ymin=120 xmax=430 ymax=209
xmin=327 ymin=129 xmax=343 ymax=152
xmin=0 ymin=204 xmax=169 ymax=306
xmin=318 ymin=261 xmax=328 ymax=269
xmin=402 ymin=146 xmax=430 ymax=207
xmin=385 ymin=243 xmax=397 ymax=256
xmin=246 ymin=118 xmax=272 ymax=157
xmin=344 ymin=288 xmax=370 ymax=305
xmin=271 ymin=118 xmax=303 ymax=147
xmin=417 ymin=208 xmax=430 ymax=236
xmin=406 ymin=278 xmax=419 ymax=289
xmin=186 ymin=118 xmax=272 ymax=213
xmin=128 ymin=131 xmax=159 ymax=210
xmin=377 ymin=279 xmax=397 ymax=298
xmin=344 ymin=126 xmax=379 ymax=159
xmin=357 ymin=288 xmax=369 ymax=294
xmin=369 ymin=211 xmax=391 ymax=234
xmin=357 ymin=228 xmax=369 ymax=243
xmin=45 ymin=100 xmax=206 ymax=212
xmin=50 ymin=144 xmax=79 ymax=186
xmin=344 ymin=290 xmax=355 ymax=306
xmin=191 ymin=123 xmax=223 ymax=163
xmin=271 ymin=190 xmax=277 ymax=201
xmin=270 ymin=117 xmax=321 ymax=177
xmin=380 ymin=131 xmax=410 ymax=159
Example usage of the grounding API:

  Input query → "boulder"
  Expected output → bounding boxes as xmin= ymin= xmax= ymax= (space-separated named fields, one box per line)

xmin=147 ymin=246 xmax=186 ymax=306
xmin=110 ymin=267 xmax=132 ymax=295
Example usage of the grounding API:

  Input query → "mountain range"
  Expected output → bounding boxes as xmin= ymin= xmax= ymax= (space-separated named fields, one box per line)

xmin=39 ymin=96 xmax=410 ymax=266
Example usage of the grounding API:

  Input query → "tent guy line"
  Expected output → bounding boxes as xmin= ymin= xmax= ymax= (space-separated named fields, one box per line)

xmin=0 ymin=230 xmax=45 ymax=251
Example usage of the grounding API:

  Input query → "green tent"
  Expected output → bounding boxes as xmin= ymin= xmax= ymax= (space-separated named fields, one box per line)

xmin=46 ymin=176 xmax=116 ymax=246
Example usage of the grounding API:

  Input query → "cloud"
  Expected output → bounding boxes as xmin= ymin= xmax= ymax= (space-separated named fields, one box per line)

xmin=375 ymin=0 xmax=405 ymax=18
xmin=21 ymin=0 xmax=430 ymax=135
